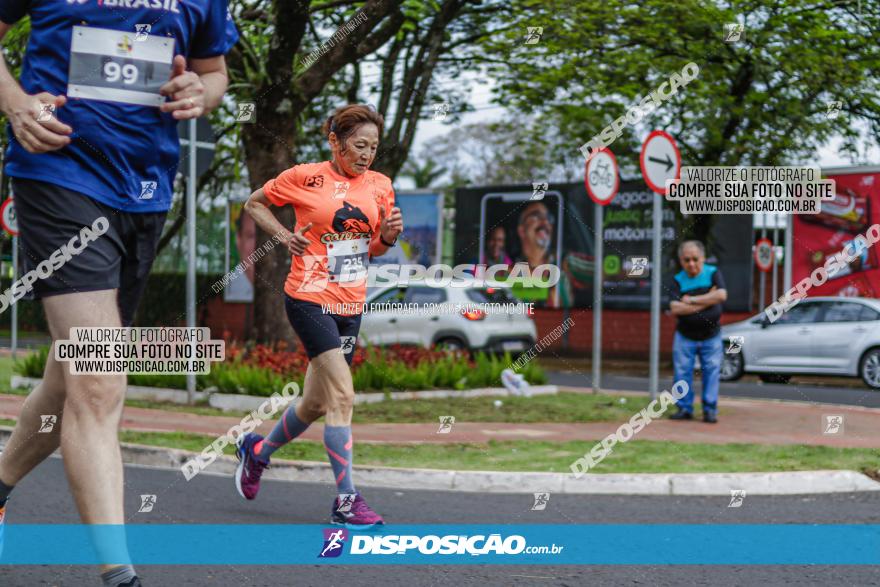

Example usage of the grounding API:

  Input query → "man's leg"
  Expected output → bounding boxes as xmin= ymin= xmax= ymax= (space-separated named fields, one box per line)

xmin=672 ymin=331 xmax=697 ymax=413
xmin=43 ymin=290 xmax=128 ymax=571
xmin=0 ymin=347 xmax=67 ymax=490
xmin=699 ymin=334 xmax=723 ymax=417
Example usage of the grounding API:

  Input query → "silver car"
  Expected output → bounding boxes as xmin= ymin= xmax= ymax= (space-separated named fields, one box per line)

xmin=719 ymin=296 xmax=880 ymax=388
xmin=360 ymin=284 xmax=537 ymax=352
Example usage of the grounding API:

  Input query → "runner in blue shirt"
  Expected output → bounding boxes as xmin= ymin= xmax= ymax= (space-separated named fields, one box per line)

xmin=0 ymin=2 xmax=238 ymax=585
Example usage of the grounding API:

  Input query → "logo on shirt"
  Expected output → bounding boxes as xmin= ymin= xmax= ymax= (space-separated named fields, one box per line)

xmin=304 ymin=174 xmax=324 ymax=188
xmin=139 ymin=181 xmax=158 ymax=200
xmin=329 ymin=201 xmax=371 ymax=237
xmin=333 ymin=181 xmax=350 ymax=199
xmin=94 ymin=1 xmax=182 ymax=14
xmin=117 ymin=35 xmax=134 ymax=55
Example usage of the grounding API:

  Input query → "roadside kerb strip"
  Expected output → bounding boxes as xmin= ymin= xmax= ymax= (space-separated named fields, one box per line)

xmin=1 ymin=428 xmax=874 ymax=496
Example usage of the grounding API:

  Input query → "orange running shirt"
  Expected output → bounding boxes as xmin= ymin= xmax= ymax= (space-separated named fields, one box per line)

xmin=262 ymin=161 xmax=395 ymax=314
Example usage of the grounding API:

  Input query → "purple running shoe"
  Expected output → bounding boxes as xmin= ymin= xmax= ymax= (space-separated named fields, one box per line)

xmin=234 ymin=432 xmax=269 ymax=500
xmin=330 ymin=492 xmax=385 ymax=528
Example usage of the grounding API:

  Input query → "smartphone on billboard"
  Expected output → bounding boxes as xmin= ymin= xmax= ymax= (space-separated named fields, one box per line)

xmin=478 ymin=191 xmax=564 ymax=307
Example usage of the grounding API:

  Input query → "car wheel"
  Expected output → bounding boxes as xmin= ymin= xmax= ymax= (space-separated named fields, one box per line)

xmin=435 ymin=337 xmax=466 ymax=351
xmin=758 ymin=374 xmax=791 ymax=384
xmin=720 ymin=350 xmax=744 ymax=381
xmin=859 ymin=348 xmax=880 ymax=389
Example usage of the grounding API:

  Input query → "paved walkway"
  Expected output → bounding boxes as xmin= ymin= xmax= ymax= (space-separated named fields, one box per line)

xmin=1 ymin=391 xmax=878 ymax=448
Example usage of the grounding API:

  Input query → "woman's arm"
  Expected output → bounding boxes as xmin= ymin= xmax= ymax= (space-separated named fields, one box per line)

xmin=369 ymin=204 xmax=404 ymax=257
xmin=243 ymin=188 xmax=292 ymax=242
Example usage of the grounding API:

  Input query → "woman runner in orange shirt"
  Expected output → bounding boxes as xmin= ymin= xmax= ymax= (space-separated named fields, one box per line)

xmin=234 ymin=104 xmax=403 ymax=527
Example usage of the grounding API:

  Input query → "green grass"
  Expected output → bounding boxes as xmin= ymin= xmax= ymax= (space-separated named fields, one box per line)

xmin=112 ymin=428 xmax=879 ymax=474
xmin=0 ymin=390 xmax=650 ymax=424
xmin=117 ymin=392 xmax=651 ymax=424
xmin=2 ymin=412 xmax=874 ymax=473
xmin=350 ymin=392 xmax=651 ymax=424
xmin=0 ymin=355 xmax=16 ymax=394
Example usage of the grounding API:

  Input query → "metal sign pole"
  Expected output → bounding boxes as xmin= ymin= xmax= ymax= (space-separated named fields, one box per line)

xmin=224 ymin=196 xmax=230 ymax=277
xmin=186 ymin=118 xmax=197 ymax=404
xmin=759 ymin=215 xmax=767 ymax=309
xmin=592 ymin=203 xmax=603 ymax=394
xmin=585 ymin=150 xmax=619 ymax=394
xmin=771 ymin=221 xmax=779 ymax=303
xmin=648 ymin=195 xmax=662 ymax=399
xmin=784 ymin=212 xmax=793 ymax=291
xmin=11 ymin=235 xmax=17 ymax=359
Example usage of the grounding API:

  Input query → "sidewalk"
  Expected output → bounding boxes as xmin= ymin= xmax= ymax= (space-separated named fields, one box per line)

xmin=1 ymin=392 xmax=877 ymax=448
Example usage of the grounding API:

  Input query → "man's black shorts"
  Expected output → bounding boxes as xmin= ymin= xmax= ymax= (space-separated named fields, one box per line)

xmin=284 ymin=295 xmax=362 ymax=366
xmin=11 ymin=178 xmax=167 ymax=327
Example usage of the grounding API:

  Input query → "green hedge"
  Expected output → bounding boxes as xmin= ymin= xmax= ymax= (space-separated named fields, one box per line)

xmin=14 ymin=346 xmax=547 ymax=396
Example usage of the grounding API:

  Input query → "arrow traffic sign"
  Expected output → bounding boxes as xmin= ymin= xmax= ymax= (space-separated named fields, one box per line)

xmin=640 ymin=130 xmax=681 ymax=195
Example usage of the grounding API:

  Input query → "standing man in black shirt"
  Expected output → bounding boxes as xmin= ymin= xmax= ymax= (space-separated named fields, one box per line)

xmin=669 ymin=240 xmax=728 ymax=423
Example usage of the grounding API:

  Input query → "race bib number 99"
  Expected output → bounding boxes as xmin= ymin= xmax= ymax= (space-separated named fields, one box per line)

xmin=68 ymin=26 xmax=174 ymax=107
xmin=327 ymin=237 xmax=370 ymax=283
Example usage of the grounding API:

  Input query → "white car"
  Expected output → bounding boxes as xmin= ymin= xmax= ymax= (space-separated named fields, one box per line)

xmin=720 ymin=296 xmax=880 ymax=388
xmin=360 ymin=284 xmax=537 ymax=353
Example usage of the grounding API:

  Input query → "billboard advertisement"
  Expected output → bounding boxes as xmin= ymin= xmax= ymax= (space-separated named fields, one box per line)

xmin=792 ymin=168 xmax=880 ymax=297
xmin=372 ymin=191 xmax=443 ymax=267
xmin=454 ymin=181 xmax=752 ymax=311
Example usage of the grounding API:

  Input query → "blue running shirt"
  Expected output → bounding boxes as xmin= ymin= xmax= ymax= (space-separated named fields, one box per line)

xmin=0 ymin=0 xmax=239 ymax=212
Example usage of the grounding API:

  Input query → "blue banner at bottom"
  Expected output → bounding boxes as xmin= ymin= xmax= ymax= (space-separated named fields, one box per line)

xmin=1 ymin=524 xmax=878 ymax=565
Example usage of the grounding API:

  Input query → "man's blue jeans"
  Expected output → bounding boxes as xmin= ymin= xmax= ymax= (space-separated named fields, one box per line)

xmin=672 ymin=331 xmax=722 ymax=415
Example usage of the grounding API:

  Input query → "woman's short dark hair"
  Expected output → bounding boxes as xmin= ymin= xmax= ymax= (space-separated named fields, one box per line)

xmin=321 ymin=104 xmax=384 ymax=146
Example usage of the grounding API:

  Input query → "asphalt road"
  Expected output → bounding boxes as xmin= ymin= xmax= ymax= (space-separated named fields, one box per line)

xmin=1 ymin=457 xmax=878 ymax=586
xmin=548 ymin=370 xmax=880 ymax=408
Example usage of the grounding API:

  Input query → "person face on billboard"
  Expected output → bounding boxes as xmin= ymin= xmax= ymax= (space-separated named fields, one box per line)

xmin=487 ymin=226 xmax=510 ymax=265
xmin=679 ymin=241 xmax=705 ymax=277
xmin=517 ymin=201 xmax=554 ymax=268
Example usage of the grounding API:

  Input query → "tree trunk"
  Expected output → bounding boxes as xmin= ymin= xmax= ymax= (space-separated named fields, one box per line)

xmin=241 ymin=96 xmax=299 ymax=345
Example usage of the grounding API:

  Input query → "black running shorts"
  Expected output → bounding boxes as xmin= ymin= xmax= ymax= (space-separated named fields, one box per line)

xmin=284 ymin=295 xmax=362 ymax=365
xmin=11 ymin=178 xmax=167 ymax=327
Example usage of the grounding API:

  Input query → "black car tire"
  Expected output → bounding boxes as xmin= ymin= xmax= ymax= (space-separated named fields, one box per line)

xmin=758 ymin=373 xmax=791 ymax=384
xmin=720 ymin=349 xmax=744 ymax=381
xmin=859 ymin=347 xmax=880 ymax=389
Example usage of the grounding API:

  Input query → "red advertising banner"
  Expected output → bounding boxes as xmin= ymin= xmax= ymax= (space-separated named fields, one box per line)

xmin=792 ymin=169 xmax=880 ymax=298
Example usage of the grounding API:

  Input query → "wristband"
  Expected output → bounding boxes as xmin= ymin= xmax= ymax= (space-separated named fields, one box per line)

xmin=380 ymin=234 xmax=397 ymax=247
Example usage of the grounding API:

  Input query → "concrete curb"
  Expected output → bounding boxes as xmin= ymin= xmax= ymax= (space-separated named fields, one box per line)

xmin=1 ymin=426 xmax=875 ymax=495
xmin=10 ymin=375 xmax=557 ymax=412
xmin=102 ymin=445 xmax=880 ymax=495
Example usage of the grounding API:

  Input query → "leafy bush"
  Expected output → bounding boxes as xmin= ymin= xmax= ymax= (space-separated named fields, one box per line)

xmin=12 ymin=342 xmax=547 ymax=396
xmin=205 ymin=360 xmax=302 ymax=396
xmin=13 ymin=346 xmax=49 ymax=378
